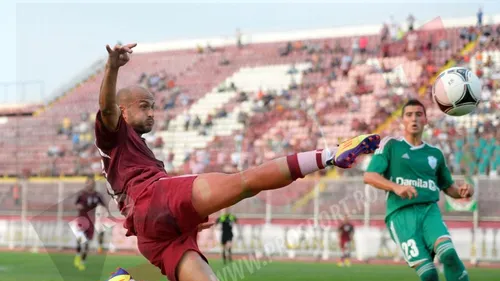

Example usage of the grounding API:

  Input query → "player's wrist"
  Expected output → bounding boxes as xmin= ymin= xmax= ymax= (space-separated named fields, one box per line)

xmin=105 ymin=61 xmax=120 ymax=72
xmin=390 ymin=183 xmax=402 ymax=193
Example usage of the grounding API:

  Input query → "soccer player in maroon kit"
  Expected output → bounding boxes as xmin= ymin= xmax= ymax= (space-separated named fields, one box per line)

xmin=98 ymin=43 xmax=381 ymax=281
xmin=337 ymin=215 xmax=355 ymax=267
xmin=74 ymin=175 xmax=108 ymax=271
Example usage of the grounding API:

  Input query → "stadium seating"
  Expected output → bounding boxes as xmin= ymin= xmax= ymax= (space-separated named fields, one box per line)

xmin=0 ymin=21 xmax=496 ymax=184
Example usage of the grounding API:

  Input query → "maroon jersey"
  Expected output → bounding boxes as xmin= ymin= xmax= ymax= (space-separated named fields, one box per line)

xmin=75 ymin=190 xmax=105 ymax=218
xmin=94 ymin=111 xmax=167 ymax=214
xmin=338 ymin=222 xmax=354 ymax=241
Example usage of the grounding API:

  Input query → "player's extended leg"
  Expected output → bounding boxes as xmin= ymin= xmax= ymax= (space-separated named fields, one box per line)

xmin=422 ymin=204 xmax=469 ymax=281
xmin=226 ymin=240 xmax=233 ymax=263
xmin=413 ymin=261 xmax=440 ymax=281
xmin=435 ymin=237 xmax=469 ymax=281
xmin=221 ymin=241 xmax=227 ymax=265
xmin=74 ymin=237 xmax=82 ymax=268
xmin=79 ymin=240 xmax=89 ymax=271
xmin=344 ymin=242 xmax=351 ymax=266
xmin=98 ymin=231 xmax=105 ymax=253
xmin=337 ymin=240 xmax=346 ymax=267
xmin=192 ymin=134 xmax=380 ymax=218
xmin=387 ymin=208 xmax=439 ymax=281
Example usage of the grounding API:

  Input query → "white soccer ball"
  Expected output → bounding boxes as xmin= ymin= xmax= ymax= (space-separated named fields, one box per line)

xmin=432 ymin=67 xmax=481 ymax=116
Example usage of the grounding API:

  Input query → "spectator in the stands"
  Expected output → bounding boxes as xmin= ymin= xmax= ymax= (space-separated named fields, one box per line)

xmin=219 ymin=55 xmax=230 ymax=66
xmin=351 ymin=37 xmax=360 ymax=54
xmin=333 ymin=40 xmax=344 ymax=53
xmin=237 ymin=91 xmax=248 ymax=102
xmin=191 ymin=115 xmax=201 ymax=130
xmin=148 ymin=73 xmax=161 ymax=88
xmin=237 ymin=111 xmax=248 ymax=125
xmin=206 ymin=43 xmax=215 ymax=53
xmin=359 ymin=36 xmax=368 ymax=54
xmin=59 ymin=117 xmax=72 ymax=137
xmin=216 ymin=107 xmax=228 ymax=118
xmin=406 ymin=30 xmax=418 ymax=60
xmin=179 ymin=92 xmax=190 ymax=106
xmin=380 ymin=23 xmax=389 ymax=43
xmin=477 ymin=8 xmax=483 ymax=27
xmin=138 ymin=72 xmax=147 ymax=84
xmin=323 ymin=41 xmax=332 ymax=54
xmin=407 ymin=14 xmax=415 ymax=31
xmin=340 ymin=54 xmax=352 ymax=77
xmin=183 ymin=112 xmax=191 ymax=131
xmin=204 ymin=114 xmax=213 ymax=128
xmin=280 ymin=42 xmax=293 ymax=56
xmin=287 ymin=63 xmax=298 ymax=75
xmin=11 ymin=184 xmax=20 ymax=206
xmin=236 ymin=28 xmax=243 ymax=48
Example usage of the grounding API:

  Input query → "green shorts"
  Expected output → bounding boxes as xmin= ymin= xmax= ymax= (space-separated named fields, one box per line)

xmin=386 ymin=203 xmax=451 ymax=267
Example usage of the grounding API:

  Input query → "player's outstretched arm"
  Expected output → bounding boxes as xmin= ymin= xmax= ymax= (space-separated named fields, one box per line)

xmin=364 ymin=172 xmax=418 ymax=199
xmin=99 ymin=43 xmax=137 ymax=131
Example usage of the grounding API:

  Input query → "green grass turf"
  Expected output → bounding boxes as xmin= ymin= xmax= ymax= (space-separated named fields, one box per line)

xmin=0 ymin=251 xmax=498 ymax=281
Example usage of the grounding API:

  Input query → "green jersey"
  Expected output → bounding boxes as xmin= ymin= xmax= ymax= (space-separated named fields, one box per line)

xmin=366 ymin=136 xmax=454 ymax=220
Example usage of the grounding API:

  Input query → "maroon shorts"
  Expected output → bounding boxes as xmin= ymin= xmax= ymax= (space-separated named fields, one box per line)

xmin=132 ymin=175 xmax=208 ymax=281
xmin=339 ymin=237 xmax=351 ymax=251
xmin=76 ymin=215 xmax=95 ymax=240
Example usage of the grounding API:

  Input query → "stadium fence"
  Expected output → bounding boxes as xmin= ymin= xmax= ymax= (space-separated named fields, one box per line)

xmin=0 ymin=176 xmax=498 ymax=263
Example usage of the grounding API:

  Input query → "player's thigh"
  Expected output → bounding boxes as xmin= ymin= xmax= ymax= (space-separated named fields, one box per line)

xmin=177 ymin=251 xmax=218 ymax=281
xmin=141 ymin=176 xmax=208 ymax=236
xmin=192 ymin=172 xmax=256 ymax=218
xmin=387 ymin=211 xmax=432 ymax=267
xmin=422 ymin=204 xmax=451 ymax=251
xmin=137 ymin=232 xmax=212 ymax=281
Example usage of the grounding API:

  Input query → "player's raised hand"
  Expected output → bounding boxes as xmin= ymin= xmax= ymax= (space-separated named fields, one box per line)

xmin=394 ymin=185 xmax=418 ymax=199
xmin=105 ymin=43 xmax=137 ymax=69
xmin=458 ymin=183 xmax=474 ymax=198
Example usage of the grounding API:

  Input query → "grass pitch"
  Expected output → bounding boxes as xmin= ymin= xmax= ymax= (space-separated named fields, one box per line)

xmin=0 ymin=251 xmax=498 ymax=281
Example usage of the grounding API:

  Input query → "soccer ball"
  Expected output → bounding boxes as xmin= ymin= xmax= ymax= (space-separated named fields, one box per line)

xmin=432 ymin=67 xmax=481 ymax=116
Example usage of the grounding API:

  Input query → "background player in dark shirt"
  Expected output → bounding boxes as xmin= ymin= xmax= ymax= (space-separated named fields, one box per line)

xmin=97 ymin=43 xmax=380 ymax=281
xmin=74 ymin=175 xmax=108 ymax=271
xmin=337 ymin=215 xmax=355 ymax=267
xmin=216 ymin=209 xmax=238 ymax=264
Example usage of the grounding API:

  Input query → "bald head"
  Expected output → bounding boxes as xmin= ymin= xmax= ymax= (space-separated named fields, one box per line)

xmin=117 ymin=85 xmax=156 ymax=135
xmin=117 ymin=85 xmax=153 ymax=107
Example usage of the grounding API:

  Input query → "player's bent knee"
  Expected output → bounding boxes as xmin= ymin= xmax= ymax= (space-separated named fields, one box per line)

xmin=435 ymin=239 xmax=459 ymax=265
xmin=416 ymin=263 xmax=439 ymax=281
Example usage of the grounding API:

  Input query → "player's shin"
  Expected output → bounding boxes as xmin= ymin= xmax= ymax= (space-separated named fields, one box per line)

xmin=240 ymin=149 xmax=334 ymax=194
xmin=415 ymin=262 xmax=439 ymax=281
xmin=82 ymin=241 xmax=89 ymax=261
xmin=228 ymin=247 xmax=232 ymax=262
xmin=98 ymin=231 xmax=104 ymax=253
xmin=76 ymin=238 xmax=81 ymax=254
xmin=286 ymin=149 xmax=335 ymax=181
xmin=222 ymin=248 xmax=227 ymax=264
xmin=74 ymin=239 xmax=82 ymax=267
xmin=436 ymin=240 xmax=469 ymax=281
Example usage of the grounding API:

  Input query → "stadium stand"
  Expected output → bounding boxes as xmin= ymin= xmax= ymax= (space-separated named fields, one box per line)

xmin=2 ymin=16 xmax=500 ymax=268
xmin=0 ymin=16 xmax=498 ymax=213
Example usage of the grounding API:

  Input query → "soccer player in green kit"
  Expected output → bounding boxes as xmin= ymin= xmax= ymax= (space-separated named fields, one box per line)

xmin=364 ymin=99 xmax=474 ymax=281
